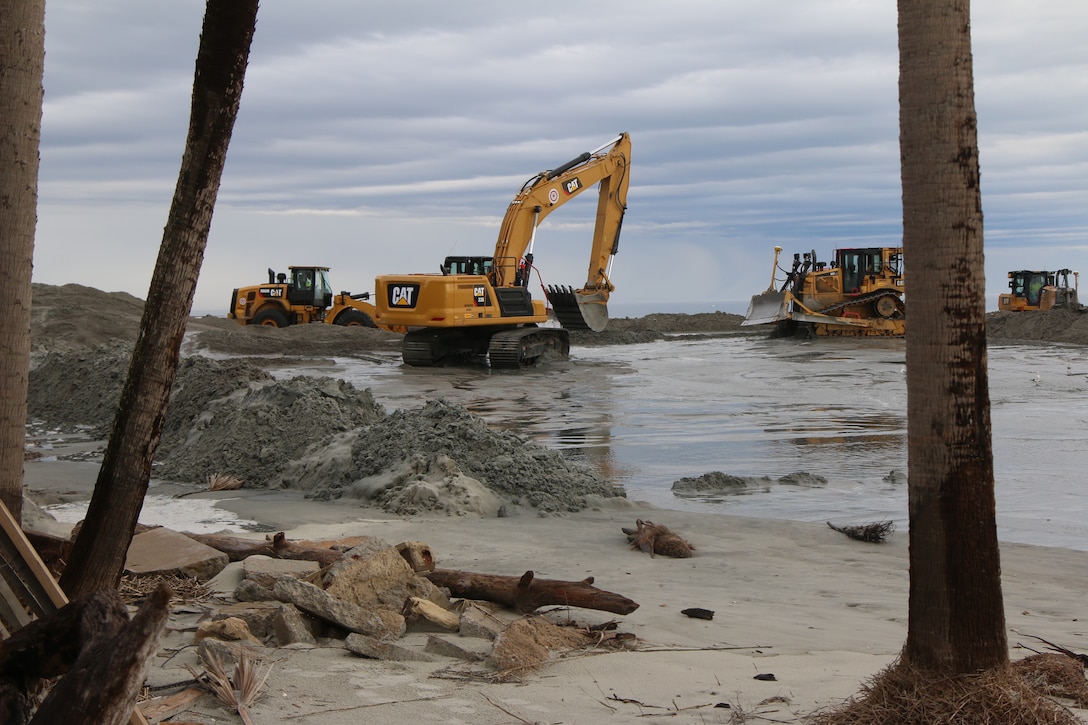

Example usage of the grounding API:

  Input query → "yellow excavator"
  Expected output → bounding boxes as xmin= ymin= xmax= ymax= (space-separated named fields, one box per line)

xmin=373 ymin=132 xmax=631 ymax=367
xmin=228 ymin=266 xmax=402 ymax=331
xmin=742 ymin=246 xmax=906 ymax=337
xmin=997 ymin=269 xmax=1079 ymax=311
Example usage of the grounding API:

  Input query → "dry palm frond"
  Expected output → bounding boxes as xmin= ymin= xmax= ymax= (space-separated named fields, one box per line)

xmin=187 ymin=649 xmax=272 ymax=725
xmin=827 ymin=520 xmax=895 ymax=543
xmin=808 ymin=658 xmax=1082 ymax=724
xmin=206 ymin=472 xmax=244 ymax=491
xmin=119 ymin=573 xmax=211 ymax=605
xmin=174 ymin=472 xmax=245 ymax=498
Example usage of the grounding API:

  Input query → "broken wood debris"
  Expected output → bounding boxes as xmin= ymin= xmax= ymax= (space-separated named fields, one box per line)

xmin=826 ymin=520 xmax=895 ymax=543
xmin=622 ymin=519 xmax=694 ymax=558
xmin=425 ymin=568 xmax=639 ymax=615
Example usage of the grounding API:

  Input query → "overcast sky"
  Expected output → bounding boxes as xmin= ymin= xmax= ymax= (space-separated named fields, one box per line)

xmin=35 ymin=0 xmax=1088 ymax=316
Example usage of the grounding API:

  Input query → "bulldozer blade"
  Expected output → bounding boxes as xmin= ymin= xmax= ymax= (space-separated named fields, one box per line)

xmin=547 ymin=285 xmax=609 ymax=332
xmin=742 ymin=290 xmax=789 ymax=326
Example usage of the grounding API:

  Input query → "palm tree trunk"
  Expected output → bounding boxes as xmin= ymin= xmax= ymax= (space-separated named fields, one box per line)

xmin=899 ymin=0 xmax=1007 ymax=672
xmin=0 ymin=0 xmax=46 ymax=522
xmin=60 ymin=0 xmax=259 ymax=597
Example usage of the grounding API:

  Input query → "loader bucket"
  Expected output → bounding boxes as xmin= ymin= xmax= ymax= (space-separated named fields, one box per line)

xmin=546 ymin=285 xmax=609 ymax=332
xmin=742 ymin=290 xmax=789 ymax=327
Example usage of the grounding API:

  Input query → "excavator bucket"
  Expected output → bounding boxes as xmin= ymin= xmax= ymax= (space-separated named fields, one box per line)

xmin=547 ymin=285 xmax=609 ymax=332
xmin=741 ymin=290 xmax=789 ymax=327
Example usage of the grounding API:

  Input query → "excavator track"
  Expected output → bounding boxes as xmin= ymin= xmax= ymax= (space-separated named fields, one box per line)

xmin=487 ymin=328 xmax=570 ymax=369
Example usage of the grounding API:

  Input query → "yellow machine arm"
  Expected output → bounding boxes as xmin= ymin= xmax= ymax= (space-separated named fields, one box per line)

xmin=491 ymin=132 xmax=631 ymax=325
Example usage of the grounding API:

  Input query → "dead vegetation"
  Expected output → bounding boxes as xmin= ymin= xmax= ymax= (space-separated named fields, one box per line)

xmin=807 ymin=656 xmax=1086 ymax=724
xmin=826 ymin=520 xmax=895 ymax=543
xmin=622 ymin=519 xmax=695 ymax=558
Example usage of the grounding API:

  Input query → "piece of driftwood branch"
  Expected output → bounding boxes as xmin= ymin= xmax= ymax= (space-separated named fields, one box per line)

xmin=0 ymin=584 xmax=171 ymax=725
xmin=826 ymin=520 xmax=895 ymax=543
xmin=425 ymin=569 xmax=638 ymax=615
xmin=183 ymin=531 xmax=343 ymax=566
xmin=622 ymin=519 xmax=694 ymax=558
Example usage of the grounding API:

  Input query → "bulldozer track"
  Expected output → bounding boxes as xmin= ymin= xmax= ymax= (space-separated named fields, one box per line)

xmin=814 ymin=290 xmax=904 ymax=318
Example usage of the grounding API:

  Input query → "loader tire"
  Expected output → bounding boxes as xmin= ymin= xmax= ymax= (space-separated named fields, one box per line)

xmin=333 ymin=310 xmax=377 ymax=328
xmin=252 ymin=308 xmax=290 ymax=328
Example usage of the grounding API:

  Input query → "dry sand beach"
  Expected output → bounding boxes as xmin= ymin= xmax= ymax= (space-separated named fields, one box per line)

xmin=19 ymin=284 xmax=1088 ymax=723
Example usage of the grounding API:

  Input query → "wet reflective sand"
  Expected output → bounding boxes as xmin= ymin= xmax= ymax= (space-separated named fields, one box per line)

xmin=275 ymin=334 xmax=1088 ymax=551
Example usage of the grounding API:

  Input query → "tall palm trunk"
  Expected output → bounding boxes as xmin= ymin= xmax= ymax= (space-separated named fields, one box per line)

xmin=60 ymin=0 xmax=259 ymax=597
xmin=899 ymin=0 xmax=1007 ymax=672
xmin=0 ymin=0 xmax=46 ymax=522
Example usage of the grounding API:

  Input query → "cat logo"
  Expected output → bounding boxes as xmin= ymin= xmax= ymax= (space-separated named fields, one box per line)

xmin=258 ymin=287 xmax=284 ymax=298
xmin=563 ymin=177 xmax=582 ymax=196
xmin=473 ymin=285 xmax=489 ymax=306
xmin=388 ymin=284 xmax=420 ymax=308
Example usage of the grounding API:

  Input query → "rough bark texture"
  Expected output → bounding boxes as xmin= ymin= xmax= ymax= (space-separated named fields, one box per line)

xmin=899 ymin=0 xmax=1008 ymax=672
xmin=0 ymin=0 xmax=45 ymax=522
xmin=425 ymin=569 xmax=639 ymax=615
xmin=0 ymin=586 xmax=170 ymax=725
xmin=59 ymin=0 xmax=259 ymax=597
xmin=185 ymin=530 xmax=345 ymax=567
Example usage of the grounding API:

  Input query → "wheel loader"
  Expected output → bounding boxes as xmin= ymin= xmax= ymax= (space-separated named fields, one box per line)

xmin=228 ymin=266 xmax=402 ymax=331
xmin=372 ymin=132 xmax=631 ymax=368
xmin=997 ymin=269 xmax=1079 ymax=311
xmin=742 ymin=246 xmax=905 ymax=337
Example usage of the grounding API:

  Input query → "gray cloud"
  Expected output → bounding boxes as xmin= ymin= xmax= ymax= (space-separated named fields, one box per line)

xmin=35 ymin=0 xmax=1088 ymax=315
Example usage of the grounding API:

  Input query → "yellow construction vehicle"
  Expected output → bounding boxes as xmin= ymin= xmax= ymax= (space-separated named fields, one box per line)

xmin=997 ymin=269 xmax=1079 ymax=311
xmin=228 ymin=266 xmax=399 ymax=330
xmin=373 ymin=132 xmax=631 ymax=367
xmin=742 ymin=246 xmax=905 ymax=337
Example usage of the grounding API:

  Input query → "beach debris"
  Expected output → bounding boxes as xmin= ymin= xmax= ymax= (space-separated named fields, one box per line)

xmin=488 ymin=615 xmax=588 ymax=680
xmin=272 ymin=576 xmax=406 ymax=639
xmin=403 ymin=596 xmax=461 ymax=632
xmin=125 ymin=526 xmax=229 ymax=580
xmin=622 ymin=519 xmax=695 ymax=558
xmin=322 ymin=539 xmax=450 ymax=612
xmin=345 ymin=632 xmax=437 ymax=662
xmin=0 ymin=584 xmax=171 ymax=724
xmin=425 ymin=568 xmax=639 ymax=614
xmin=184 ymin=530 xmax=345 ymax=567
xmin=753 ymin=672 xmax=778 ymax=681
xmin=826 ymin=520 xmax=895 ymax=543
xmin=681 ymin=607 xmax=715 ymax=620
xmin=187 ymin=649 xmax=272 ymax=725
xmin=1020 ymin=633 xmax=1088 ymax=666
xmin=174 ymin=471 xmax=244 ymax=498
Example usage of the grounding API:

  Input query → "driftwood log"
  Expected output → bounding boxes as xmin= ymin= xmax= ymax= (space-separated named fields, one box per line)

xmin=425 ymin=569 xmax=639 ymax=615
xmin=0 ymin=584 xmax=171 ymax=725
xmin=183 ymin=531 xmax=343 ymax=567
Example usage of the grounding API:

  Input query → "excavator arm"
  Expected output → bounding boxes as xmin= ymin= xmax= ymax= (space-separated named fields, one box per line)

xmin=492 ymin=132 xmax=631 ymax=330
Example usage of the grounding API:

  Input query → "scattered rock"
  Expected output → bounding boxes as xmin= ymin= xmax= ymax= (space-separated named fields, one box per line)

xmin=124 ymin=527 xmax=229 ymax=581
xmin=243 ymin=555 xmax=320 ymax=590
xmin=272 ymin=576 xmax=406 ymax=640
xmin=344 ymin=633 xmax=435 ymax=662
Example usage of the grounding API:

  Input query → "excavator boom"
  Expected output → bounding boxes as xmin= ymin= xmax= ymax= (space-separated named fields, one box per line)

xmin=492 ymin=132 xmax=630 ymax=331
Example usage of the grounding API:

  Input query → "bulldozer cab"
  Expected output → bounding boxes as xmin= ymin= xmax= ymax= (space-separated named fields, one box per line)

xmin=837 ymin=248 xmax=900 ymax=292
xmin=287 ymin=266 xmax=333 ymax=309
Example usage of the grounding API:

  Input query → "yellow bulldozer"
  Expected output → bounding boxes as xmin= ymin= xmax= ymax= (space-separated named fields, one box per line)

xmin=372 ymin=132 xmax=631 ymax=368
xmin=228 ymin=266 xmax=402 ymax=331
xmin=742 ymin=246 xmax=906 ymax=337
xmin=997 ymin=269 xmax=1079 ymax=311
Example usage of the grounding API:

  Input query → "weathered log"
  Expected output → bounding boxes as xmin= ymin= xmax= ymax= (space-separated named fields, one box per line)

xmin=0 ymin=584 xmax=171 ymax=725
xmin=425 ymin=569 xmax=639 ymax=615
xmin=183 ymin=531 xmax=343 ymax=567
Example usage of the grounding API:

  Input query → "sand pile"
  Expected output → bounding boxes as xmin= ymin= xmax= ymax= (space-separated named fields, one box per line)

xmin=28 ymin=343 xmax=621 ymax=516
